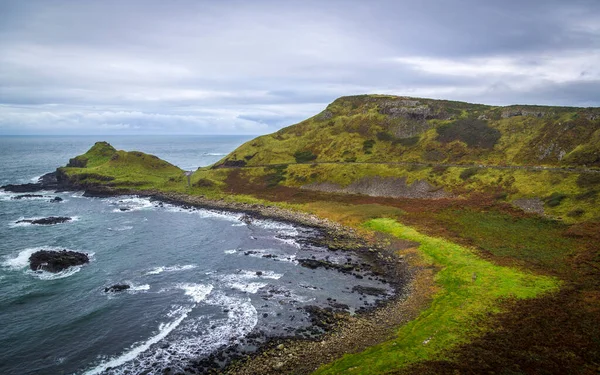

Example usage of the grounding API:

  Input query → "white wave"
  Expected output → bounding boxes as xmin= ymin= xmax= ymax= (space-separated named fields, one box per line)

xmin=230 ymin=281 xmax=267 ymax=294
xmin=275 ymin=236 xmax=302 ymax=248
xmin=162 ymin=204 xmax=242 ymax=223
xmin=177 ymin=283 xmax=213 ymax=303
xmin=30 ymin=175 xmax=42 ymax=182
xmin=146 ymin=264 xmax=197 ymax=275
xmin=238 ymin=269 xmax=283 ymax=280
xmin=231 ymin=223 xmax=246 ymax=227
xmin=110 ymin=197 xmax=155 ymax=213
xmin=203 ymin=152 xmax=227 ymax=156
xmin=28 ymin=266 xmax=82 ymax=280
xmin=107 ymin=225 xmax=133 ymax=232
xmin=240 ymin=248 xmax=298 ymax=264
xmin=223 ymin=249 xmax=237 ymax=254
xmin=129 ymin=284 xmax=150 ymax=292
xmin=219 ymin=270 xmax=282 ymax=294
xmin=252 ymin=219 xmax=299 ymax=237
xmin=87 ymin=292 xmax=257 ymax=374
xmin=0 ymin=190 xmax=14 ymax=201
xmin=82 ymin=305 xmax=191 ymax=375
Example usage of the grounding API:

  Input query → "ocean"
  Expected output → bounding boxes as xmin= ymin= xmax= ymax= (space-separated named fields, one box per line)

xmin=0 ymin=136 xmax=393 ymax=374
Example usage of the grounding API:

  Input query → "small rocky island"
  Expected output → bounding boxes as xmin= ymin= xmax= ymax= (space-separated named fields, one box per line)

xmin=29 ymin=250 xmax=89 ymax=273
xmin=17 ymin=216 xmax=72 ymax=225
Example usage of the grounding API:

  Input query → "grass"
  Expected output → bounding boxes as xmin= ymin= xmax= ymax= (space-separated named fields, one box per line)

xmin=59 ymin=147 xmax=184 ymax=190
xmin=433 ymin=209 xmax=580 ymax=274
xmin=313 ymin=219 xmax=559 ymax=375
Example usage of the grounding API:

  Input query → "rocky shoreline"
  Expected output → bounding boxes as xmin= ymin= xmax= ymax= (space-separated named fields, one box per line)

xmin=2 ymin=173 xmax=415 ymax=375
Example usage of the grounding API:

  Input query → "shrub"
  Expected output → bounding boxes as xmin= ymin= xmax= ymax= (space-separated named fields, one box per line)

xmin=574 ymin=190 xmax=598 ymax=201
xmin=576 ymin=173 xmax=600 ymax=188
xmin=265 ymin=165 xmax=287 ymax=187
xmin=460 ymin=167 xmax=479 ymax=180
xmin=376 ymin=131 xmax=394 ymax=142
xmin=363 ymin=139 xmax=375 ymax=154
xmin=437 ymin=119 xmax=501 ymax=148
xmin=543 ymin=192 xmax=567 ymax=207
xmin=194 ymin=178 xmax=215 ymax=188
xmin=393 ymin=136 xmax=419 ymax=147
xmin=567 ymin=209 xmax=585 ymax=217
xmin=293 ymin=150 xmax=317 ymax=163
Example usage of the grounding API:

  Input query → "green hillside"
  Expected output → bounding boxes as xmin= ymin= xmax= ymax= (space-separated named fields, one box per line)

xmin=216 ymin=95 xmax=600 ymax=168
xmin=201 ymin=95 xmax=600 ymax=222
xmin=57 ymin=141 xmax=184 ymax=190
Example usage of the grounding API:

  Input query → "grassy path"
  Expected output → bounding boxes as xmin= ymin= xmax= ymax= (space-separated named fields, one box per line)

xmin=313 ymin=219 xmax=559 ymax=374
xmin=214 ymin=160 xmax=600 ymax=174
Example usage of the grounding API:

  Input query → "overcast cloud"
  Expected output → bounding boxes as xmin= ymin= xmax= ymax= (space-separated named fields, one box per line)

xmin=0 ymin=0 xmax=599 ymax=134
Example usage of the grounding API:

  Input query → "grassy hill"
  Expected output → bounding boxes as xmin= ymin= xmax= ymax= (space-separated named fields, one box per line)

xmin=57 ymin=141 xmax=184 ymax=190
xmin=197 ymin=95 xmax=600 ymax=222
xmin=216 ymin=95 xmax=600 ymax=168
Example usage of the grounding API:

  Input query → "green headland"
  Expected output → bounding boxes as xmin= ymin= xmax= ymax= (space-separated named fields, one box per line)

xmin=57 ymin=95 xmax=600 ymax=374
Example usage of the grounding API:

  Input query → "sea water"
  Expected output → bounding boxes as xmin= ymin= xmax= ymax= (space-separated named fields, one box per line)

xmin=0 ymin=136 xmax=393 ymax=374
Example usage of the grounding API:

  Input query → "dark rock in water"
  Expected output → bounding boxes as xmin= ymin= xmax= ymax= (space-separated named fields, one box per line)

xmin=2 ymin=172 xmax=63 ymax=193
xmin=29 ymin=250 xmax=89 ymax=273
xmin=17 ymin=216 xmax=72 ymax=225
xmin=352 ymin=285 xmax=387 ymax=296
xmin=119 ymin=207 xmax=130 ymax=212
xmin=2 ymin=183 xmax=44 ymax=193
xmin=239 ymin=214 xmax=253 ymax=225
xmin=256 ymin=271 xmax=263 ymax=276
xmin=298 ymin=258 xmax=355 ymax=273
xmin=104 ymin=284 xmax=131 ymax=293
xmin=51 ymin=196 xmax=63 ymax=202
xmin=12 ymin=194 xmax=45 ymax=200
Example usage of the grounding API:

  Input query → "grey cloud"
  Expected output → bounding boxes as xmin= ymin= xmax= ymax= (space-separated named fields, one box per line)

xmin=0 ymin=0 xmax=598 ymax=134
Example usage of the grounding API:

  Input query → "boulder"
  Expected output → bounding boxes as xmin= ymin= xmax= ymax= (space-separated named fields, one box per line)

xmin=29 ymin=250 xmax=89 ymax=273
xmin=51 ymin=196 xmax=63 ymax=202
xmin=104 ymin=284 xmax=131 ymax=293
xmin=17 ymin=216 xmax=72 ymax=225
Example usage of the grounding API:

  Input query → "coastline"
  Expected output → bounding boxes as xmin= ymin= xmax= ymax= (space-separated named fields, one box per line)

xmin=7 ymin=178 xmax=420 ymax=374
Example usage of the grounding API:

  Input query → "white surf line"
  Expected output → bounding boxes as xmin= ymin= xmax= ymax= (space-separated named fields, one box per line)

xmin=83 ymin=284 xmax=213 ymax=375
xmin=82 ymin=307 xmax=191 ymax=375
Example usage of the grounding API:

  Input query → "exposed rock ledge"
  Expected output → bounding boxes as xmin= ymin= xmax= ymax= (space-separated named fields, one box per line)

xmin=301 ymin=176 xmax=451 ymax=199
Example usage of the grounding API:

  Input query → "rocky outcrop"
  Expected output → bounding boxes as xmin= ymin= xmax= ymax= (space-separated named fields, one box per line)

xmin=512 ymin=198 xmax=545 ymax=215
xmin=29 ymin=250 xmax=89 ymax=273
xmin=501 ymin=109 xmax=551 ymax=118
xmin=104 ymin=284 xmax=131 ymax=293
xmin=1 ymin=171 xmax=64 ymax=193
xmin=302 ymin=176 xmax=450 ymax=199
xmin=17 ymin=217 xmax=72 ymax=225
xmin=213 ymin=160 xmax=247 ymax=168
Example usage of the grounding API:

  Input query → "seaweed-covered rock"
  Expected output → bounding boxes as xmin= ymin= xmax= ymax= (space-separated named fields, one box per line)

xmin=29 ymin=250 xmax=89 ymax=273
xmin=17 ymin=217 xmax=72 ymax=225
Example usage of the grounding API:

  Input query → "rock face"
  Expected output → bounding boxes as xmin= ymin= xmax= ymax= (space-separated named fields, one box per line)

xmin=302 ymin=176 xmax=450 ymax=199
xmin=104 ymin=284 xmax=131 ymax=293
xmin=17 ymin=217 xmax=72 ymax=225
xmin=29 ymin=250 xmax=89 ymax=273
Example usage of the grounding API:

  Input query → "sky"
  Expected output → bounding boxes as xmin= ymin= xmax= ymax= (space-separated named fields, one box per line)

xmin=0 ymin=0 xmax=599 ymax=135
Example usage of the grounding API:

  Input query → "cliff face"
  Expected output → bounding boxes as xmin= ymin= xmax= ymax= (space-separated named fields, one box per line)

xmin=215 ymin=95 xmax=600 ymax=168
